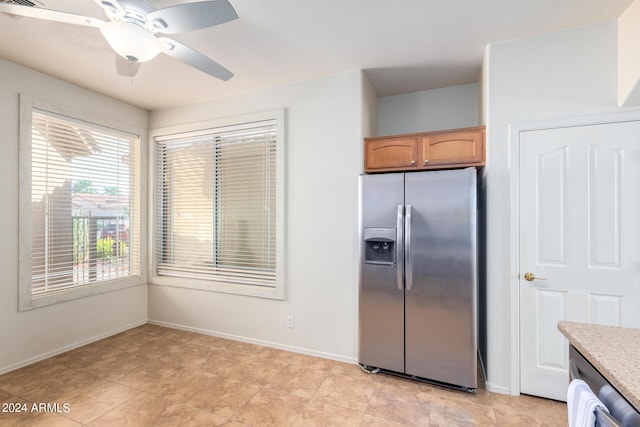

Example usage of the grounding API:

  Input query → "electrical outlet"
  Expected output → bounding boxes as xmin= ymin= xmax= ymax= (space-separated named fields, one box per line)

xmin=286 ymin=315 xmax=294 ymax=328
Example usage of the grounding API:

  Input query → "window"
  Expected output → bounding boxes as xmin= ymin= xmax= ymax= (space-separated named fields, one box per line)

xmin=19 ymin=96 xmax=143 ymax=310
xmin=152 ymin=110 xmax=284 ymax=299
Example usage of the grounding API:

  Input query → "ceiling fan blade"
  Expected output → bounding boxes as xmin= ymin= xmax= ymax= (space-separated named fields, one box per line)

xmin=115 ymin=54 xmax=141 ymax=77
xmin=159 ymin=37 xmax=233 ymax=81
xmin=0 ymin=3 xmax=104 ymax=27
xmin=147 ymin=0 xmax=238 ymax=34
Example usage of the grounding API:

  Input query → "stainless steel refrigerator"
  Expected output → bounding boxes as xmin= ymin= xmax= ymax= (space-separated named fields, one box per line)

xmin=358 ymin=167 xmax=477 ymax=391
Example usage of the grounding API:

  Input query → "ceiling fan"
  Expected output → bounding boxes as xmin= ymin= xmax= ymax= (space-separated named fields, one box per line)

xmin=0 ymin=0 xmax=238 ymax=80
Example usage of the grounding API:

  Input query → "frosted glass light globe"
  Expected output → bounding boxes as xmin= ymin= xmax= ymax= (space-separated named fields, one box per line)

xmin=100 ymin=21 xmax=163 ymax=62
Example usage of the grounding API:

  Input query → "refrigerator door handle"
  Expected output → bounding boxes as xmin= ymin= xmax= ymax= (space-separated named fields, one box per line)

xmin=396 ymin=204 xmax=403 ymax=290
xmin=405 ymin=204 xmax=413 ymax=291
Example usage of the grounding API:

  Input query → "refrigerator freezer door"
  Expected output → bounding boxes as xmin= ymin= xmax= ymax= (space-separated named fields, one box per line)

xmin=358 ymin=173 xmax=405 ymax=373
xmin=404 ymin=168 xmax=477 ymax=389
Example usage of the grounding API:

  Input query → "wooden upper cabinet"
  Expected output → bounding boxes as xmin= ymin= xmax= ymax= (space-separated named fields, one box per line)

xmin=364 ymin=126 xmax=484 ymax=172
xmin=365 ymin=136 xmax=419 ymax=171
xmin=421 ymin=128 xmax=484 ymax=167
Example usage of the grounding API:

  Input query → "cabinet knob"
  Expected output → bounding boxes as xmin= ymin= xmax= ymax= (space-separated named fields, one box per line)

xmin=424 ymin=159 xmax=429 ymax=164
xmin=410 ymin=160 xmax=416 ymax=165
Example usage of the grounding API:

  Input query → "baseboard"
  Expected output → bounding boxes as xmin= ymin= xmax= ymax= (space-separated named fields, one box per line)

xmin=147 ymin=319 xmax=358 ymax=365
xmin=485 ymin=381 xmax=514 ymax=395
xmin=0 ymin=318 xmax=147 ymax=375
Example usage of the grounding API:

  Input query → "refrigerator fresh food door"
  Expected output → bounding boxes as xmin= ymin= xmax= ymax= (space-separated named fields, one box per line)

xmin=404 ymin=168 xmax=477 ymax=389
xmin=358 ymin=173 xmax=405 ymax=373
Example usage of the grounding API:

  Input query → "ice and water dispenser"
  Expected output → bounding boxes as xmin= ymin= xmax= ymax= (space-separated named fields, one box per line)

xmin=363 ymin=227 xmax=396 ymax=265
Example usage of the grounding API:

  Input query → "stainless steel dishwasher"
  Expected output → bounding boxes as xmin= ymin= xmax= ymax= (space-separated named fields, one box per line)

xmin=569 ymin=346 xmax=640 ymax=427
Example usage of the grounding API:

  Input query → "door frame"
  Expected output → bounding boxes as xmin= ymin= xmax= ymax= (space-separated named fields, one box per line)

xmin=507 ymin=109 xmax=640 ymax=395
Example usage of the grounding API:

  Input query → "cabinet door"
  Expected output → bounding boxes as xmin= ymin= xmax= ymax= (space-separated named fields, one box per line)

xmin=365 ymin=137 xmax=419 ymax=171
xmin=422 ymin=129 xmax=484 ymax=167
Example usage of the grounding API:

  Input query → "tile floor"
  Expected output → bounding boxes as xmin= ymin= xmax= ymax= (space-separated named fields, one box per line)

xmin=0 ymin=324 xmax=567 ymax=426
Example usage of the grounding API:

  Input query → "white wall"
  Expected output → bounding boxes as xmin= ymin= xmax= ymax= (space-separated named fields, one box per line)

xmin=0 ymin=58 xmax=149 ymax=373
xmin=483 ymin=21 xmax=637 ymax=393
xmin=148 ymin=71 xmax=363 ymax=361
xmin=362 ymin=72 xmax=378 ymax=138
xmin=618 ymin=0 xmax=640 ymax=107
xmin=377 ymin=83 xmax=479 ymax=136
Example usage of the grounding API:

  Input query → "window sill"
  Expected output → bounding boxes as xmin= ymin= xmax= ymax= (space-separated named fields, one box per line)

xmin=19 ymin=277 xmax=145 ymax=311
xmin=149 ymin=276 xmax=284 ymax=300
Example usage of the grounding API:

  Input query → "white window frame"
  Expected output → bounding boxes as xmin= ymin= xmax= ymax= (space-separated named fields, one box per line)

xmin=149 ymin=109 xmax=286 ymax=300
xmin=18 ymin=95 xmax=146 ymax=311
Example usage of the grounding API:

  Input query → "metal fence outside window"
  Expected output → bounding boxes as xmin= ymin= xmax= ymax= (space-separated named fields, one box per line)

xmin=72 ymin=216 xmax=130 ymax=285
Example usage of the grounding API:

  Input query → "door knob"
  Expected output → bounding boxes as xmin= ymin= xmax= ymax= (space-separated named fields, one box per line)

xmin=524 ymin=272 xmax=547 ymax=281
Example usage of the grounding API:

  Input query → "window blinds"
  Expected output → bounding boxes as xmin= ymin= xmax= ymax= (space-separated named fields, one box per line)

xmin=30 ymin=109 xmax=140 ymax=295
xmin=154 ymin=119 xmax=277 ymax=288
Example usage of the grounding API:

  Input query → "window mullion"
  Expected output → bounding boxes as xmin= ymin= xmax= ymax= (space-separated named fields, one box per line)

xmin=213 ymin=137 xmax=218 ymax=268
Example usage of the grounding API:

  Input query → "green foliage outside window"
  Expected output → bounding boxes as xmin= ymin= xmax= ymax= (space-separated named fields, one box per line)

xmin=97 ymin=238 xmax=125 ymax=260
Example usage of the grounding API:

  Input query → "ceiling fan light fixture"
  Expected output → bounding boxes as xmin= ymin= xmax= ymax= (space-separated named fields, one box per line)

xmin=99 ymin=21 xmax=162 ymax=62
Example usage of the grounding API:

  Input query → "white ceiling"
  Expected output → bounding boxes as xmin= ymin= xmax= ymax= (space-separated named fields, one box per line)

xmin=0 ymin=0 xmax=633 ymax=111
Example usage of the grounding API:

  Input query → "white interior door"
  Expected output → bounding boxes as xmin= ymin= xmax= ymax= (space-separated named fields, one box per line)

xmin=519 ymin=120 xmax=640 ymax=401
